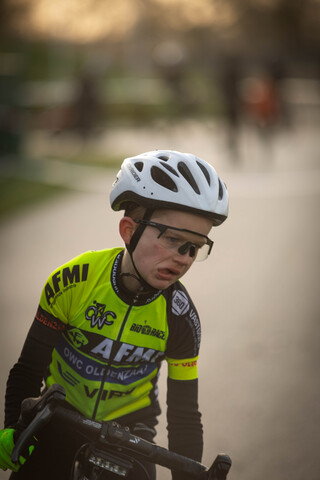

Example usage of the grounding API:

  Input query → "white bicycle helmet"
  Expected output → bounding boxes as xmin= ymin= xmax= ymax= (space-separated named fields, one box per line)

xmin=110 ymin=150 xmax=229 ymax=226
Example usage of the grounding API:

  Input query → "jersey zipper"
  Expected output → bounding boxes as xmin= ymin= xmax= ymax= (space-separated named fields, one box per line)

xmin=91 ymin=293 xmax=140 ymax=420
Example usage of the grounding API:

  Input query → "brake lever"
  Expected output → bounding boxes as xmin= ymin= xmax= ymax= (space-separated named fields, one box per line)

xmin=206 ymin=454 xmax=232 ymax=480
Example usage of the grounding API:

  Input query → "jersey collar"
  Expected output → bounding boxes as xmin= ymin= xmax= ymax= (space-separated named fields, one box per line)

xmin=111 ymin=251 xmax=163 ymax=306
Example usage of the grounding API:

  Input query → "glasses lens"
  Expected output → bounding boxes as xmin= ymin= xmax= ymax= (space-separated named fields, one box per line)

xmin=157 ymin=227 xmax=211 ymax=261
xmin=194 ymin=243 xmax=210 ymax=262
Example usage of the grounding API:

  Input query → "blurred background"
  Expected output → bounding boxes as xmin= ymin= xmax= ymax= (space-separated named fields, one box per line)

xmin=0 ymin=0 xmax=319 ymax=479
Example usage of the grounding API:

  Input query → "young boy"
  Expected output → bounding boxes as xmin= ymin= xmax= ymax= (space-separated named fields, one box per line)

xmin=0 ymin=150 xmax=229 ymax=479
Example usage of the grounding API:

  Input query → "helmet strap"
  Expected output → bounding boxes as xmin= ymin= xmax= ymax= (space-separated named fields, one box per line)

xmin=127 ymin=208 xmax=153 ymax=255
xmin=124 ymin=208 xmax=158 ymax=293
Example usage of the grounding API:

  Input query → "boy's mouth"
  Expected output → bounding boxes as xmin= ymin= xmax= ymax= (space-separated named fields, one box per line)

xmin=157 ymin=267 xmax=180 ymax=279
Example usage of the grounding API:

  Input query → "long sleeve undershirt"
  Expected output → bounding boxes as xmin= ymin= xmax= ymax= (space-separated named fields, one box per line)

xmin=167 ymin=377 xmax=203 ymax=480
xmin=5 ymin=320 xmax=60 ymax=428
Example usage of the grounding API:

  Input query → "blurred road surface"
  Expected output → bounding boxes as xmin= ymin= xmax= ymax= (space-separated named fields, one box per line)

xmin=0 ymin=120 xmax=319 ymax=479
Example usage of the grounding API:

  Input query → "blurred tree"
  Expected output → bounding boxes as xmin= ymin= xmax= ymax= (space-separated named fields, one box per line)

xmin=222 ymin=0 xmax=320 ymax=57
xmin=0 ymin=0 xmax=319 ymax=60
xmin=0 ymin=0 xmax=31 ymax=40
xmin=0 ymin=0 xmax=31 ymax=157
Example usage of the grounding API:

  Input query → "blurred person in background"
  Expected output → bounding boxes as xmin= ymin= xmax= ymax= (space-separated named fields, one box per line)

xmin=69 ymin=71 xmax=101 ymax=139
xmin=218 ymin=57 xmax=242 ymax=164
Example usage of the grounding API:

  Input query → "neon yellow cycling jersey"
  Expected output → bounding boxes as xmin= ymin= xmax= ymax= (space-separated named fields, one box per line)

xmin=36 ymin=248 xmax=201 ymax=422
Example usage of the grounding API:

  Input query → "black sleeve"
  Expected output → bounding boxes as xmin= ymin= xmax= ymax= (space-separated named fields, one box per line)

xmin=4 ymin=312 xmax=62 ymax=428
xmin=165 ymin=283 xmax=201 ymax=360
xmin=167 ymin=377 xmax=203 ymax=480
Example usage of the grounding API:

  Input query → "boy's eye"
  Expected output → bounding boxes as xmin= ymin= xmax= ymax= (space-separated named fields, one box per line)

xmin=166 ymin=235 xmax=180 ymax=245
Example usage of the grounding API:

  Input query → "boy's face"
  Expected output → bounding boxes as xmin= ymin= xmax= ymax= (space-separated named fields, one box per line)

xmin=123 ymin=209 xmax=212 ymax=291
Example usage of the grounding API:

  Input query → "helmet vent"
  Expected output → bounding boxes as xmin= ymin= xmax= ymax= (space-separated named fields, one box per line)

xmin=134 ymin=161 xmax=144 ymax=172
xmin=158 ymin=154 xmax=169 ymax=161
xmin=151 ymin=166 xmax=178 ymax=192
xmin=196 ymin=161 xmax=211 ymax=186
xmin=160 ymin=161 xmax=179 ymax=176
xmin=178 ymin=162 xmax=200 ymax=194
xmin=218 ymin=178 xmax=224 ymax=200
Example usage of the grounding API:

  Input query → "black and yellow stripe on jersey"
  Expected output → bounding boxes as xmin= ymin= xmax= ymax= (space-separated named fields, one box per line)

xmin=37 ymin=248 xmax=201 ymax=422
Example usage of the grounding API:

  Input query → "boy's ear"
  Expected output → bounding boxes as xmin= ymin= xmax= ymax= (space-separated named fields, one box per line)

xmin=119 ymin=217 xmax=136 ymax=245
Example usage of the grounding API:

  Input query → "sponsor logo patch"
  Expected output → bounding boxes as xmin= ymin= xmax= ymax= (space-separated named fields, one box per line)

xmin=167 ymin=360 xmax=197 ymax=368
xmin=130 ymin=323 xmax=166 ymax=340
xmin=35 ymin=308 xmax=65 ymax=331
xmin=57 ymin=361 xmax=80 ymax=386
xmin=172 ymin=290 xmax=190 ymax=316
xmin=45 ymin=263 xmax=89 ymax=306
xmin=128 ymin=164 xmax=141 ymax=182
xmin=56 ymin=339 xmax=157 ymax=384
xmin=84 ymin=385 xmax=135 ymax=401
xmin=85 ymin=301 xmax=117 ymax=329
xmin=67 ymin=328 xmax=89 ymax=348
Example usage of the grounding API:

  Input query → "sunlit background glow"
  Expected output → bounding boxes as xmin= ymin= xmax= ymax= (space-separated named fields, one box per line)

xmin=0 ymin=2 xmax=320 ymax=480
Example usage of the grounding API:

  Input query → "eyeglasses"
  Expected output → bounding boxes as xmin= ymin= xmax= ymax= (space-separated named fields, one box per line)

xmin=134 ymin=220 xmax=214 ymax=261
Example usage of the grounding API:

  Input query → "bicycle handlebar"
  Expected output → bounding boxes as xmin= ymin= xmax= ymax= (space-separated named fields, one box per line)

xmin=11 ymin=385 xmax=232 ymax=479
xmin=11 ymin=384 xmax=66 ymax=463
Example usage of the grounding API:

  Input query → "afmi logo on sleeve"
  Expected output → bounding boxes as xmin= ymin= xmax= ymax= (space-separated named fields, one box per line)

xmin=172 ymin=290 xmax=190 ymax=316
